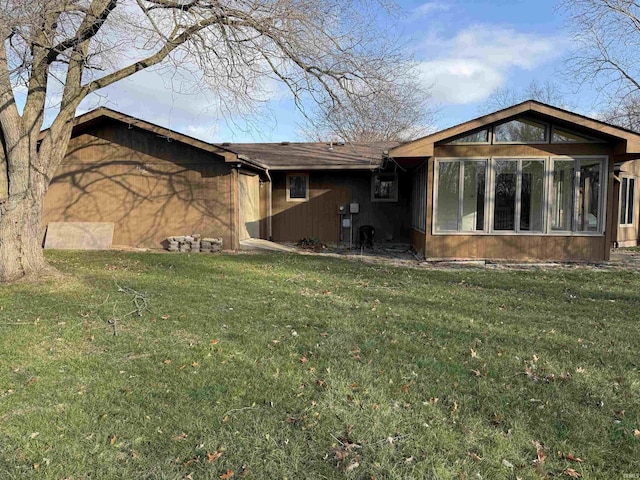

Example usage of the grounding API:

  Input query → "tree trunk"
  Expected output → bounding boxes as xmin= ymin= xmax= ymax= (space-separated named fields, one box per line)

xmin=0 ymin=192 xmax=50 ymax=282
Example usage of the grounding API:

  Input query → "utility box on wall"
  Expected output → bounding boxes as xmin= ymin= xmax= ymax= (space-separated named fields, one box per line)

xmin=349 ymin=203 xmax=359 ymax=214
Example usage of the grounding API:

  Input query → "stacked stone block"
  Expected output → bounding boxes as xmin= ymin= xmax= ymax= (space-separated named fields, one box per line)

xmin=166 ymin=234 xmax=222 ymax=253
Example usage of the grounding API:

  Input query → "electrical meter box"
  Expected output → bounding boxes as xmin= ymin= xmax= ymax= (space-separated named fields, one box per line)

xmin=342 ymin=218 xmax=351 ymax=228
xmin=349 ymin=203 xmax=360 ymax=214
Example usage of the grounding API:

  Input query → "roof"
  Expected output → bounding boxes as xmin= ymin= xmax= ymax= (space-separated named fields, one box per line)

xmin=390 ymin=100 xmax=640 ymax=158
xmin=58 ymin=107 xmax=397 ymax=171
xmin=212 ymin=141 xmax=398 ymax=170
xmin=50 ymin=107 xmax=268 ymax=172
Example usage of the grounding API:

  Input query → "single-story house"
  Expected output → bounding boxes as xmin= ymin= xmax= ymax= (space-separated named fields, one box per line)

xmin=43 ymin=100 xmax=640 ymax=261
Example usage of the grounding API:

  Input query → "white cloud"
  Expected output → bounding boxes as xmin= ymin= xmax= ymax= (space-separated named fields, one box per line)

xmin=411 ymin=2 xmax=450 ymax=19
xmin=417 ymin=25 xmax=568 ymax=105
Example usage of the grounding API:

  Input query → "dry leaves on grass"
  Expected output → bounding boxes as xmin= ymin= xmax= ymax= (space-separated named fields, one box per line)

xmin=219 ymin=469 xmax=234 ymax=479
xmin=559 ymin=452 xmax=583 ymax=463
xmin=532 ymin=441 xmax=546 ymax=476
xmin=207 ymin=451 xmax=223 ymax=463
xmin=564 ymin=468 xmax=581 ymax=477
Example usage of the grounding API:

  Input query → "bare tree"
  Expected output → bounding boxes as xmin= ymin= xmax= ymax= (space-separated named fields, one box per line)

xmin=0 ymin=0 xmax=407 ymax=281
xmin=559 ymin=0 xmax=640 ymax=128
xmin=300 ymin=73 xmax=437 ymax=142
xmin=479 ymin=80 xmax=572 ymax=114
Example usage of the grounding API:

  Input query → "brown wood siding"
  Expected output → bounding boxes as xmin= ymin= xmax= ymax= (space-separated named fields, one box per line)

xmin=425 ymin=234 xmax=607 ymax=261
xmin=434 ymin=143 xmax=612 ymax=158
xmin=43 ymin=121 xmax=235 ymax=249
xmin=271 ymin=171 xmax=412 ymax=244
xmin=616 ymin=159 xmax=640 ymax=246
xmin=411 ymin=229 xmax=426 ymax=257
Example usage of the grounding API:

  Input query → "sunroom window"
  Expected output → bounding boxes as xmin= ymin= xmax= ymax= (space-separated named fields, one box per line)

xmin=620 ymin=177 xmax=635 ymax=226
xmin=447 ymin=128 xmax=490 ymax=144
xmin=493 ymin=159 xmax=545 ymax=232
xmin=494 ymin=118 xmax=547 ymax=143
xmin=550 ymin=158 xmax=606 ymax=233
xmin=435 ymin=160 xmax=486 ymax=232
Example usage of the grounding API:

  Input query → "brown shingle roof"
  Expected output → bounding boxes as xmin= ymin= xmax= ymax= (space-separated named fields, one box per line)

xmin=214 ymin=141 xmax=399 ymax=170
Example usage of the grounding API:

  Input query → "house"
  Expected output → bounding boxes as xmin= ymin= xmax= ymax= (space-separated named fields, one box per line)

xmin=43 ymin=101 xmax=640 ymax=261
xmin=390 ymin=100 xmax=640 ymax=261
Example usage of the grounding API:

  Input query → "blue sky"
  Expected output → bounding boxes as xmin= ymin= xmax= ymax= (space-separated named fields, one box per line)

xmin=73 ymin=0 xmax=597 ymax=143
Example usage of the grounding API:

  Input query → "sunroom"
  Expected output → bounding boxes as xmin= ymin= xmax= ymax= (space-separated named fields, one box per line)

xmin=391 ymin=100 xmax=640 ymax=261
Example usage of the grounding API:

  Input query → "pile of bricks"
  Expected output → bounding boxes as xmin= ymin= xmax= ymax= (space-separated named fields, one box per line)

xmin=166 ymin=235 xmax=223 ymax=253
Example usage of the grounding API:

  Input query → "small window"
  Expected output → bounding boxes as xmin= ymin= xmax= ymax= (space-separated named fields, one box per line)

xmin=286 ymin=174 xmax=309 ymax=201
xmin=372 ymin=172 xmax=398 ymax=202
xmin=551 ymin=127 xmax=599 ymax=143
xmin=620 ymin=177 xmax=635 ymax=226
xmin=446 ymin=128 xmax=490 ymax=144
xmin=494 ymin=118 xmax=547 ymax=143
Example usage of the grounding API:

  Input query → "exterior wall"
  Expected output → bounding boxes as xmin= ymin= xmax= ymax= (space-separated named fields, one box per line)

xmin=422 ymin=143 xmax=616 ymax=262
xmin=43 ymin=121 xmax=236 ymax=249
xmin=411 ymin=228 xmax=426 ymax=256
xmin=616 ymin=160 xmax=640 ymax=247
xmin=271 ymin=170 xmax=412 ymax=245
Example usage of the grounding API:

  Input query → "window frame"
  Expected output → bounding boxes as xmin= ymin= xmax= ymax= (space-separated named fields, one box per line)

xmin=620 ymin=176 xmax=636 ymax=227
xmin=432 ymin=157 xmax=489 ymax=234
xmin=431 ymin=155 xmax=609 ymax=236
xmin=492 ymin=118 xmax=549 ymax=145
xmin=550 ymin=126 xmax=604 ymax=144
xmin=445 ymin=128 xmax=491 ymax=145
xmin=371 ymin=171 xmax=399 ymax=202
xmin=548 ymin=156 xmax=608 ymax=235
xmin=489 ymin=157 xmax=547 ymax=234
xmin=286 ymin=173 xmax=309 ymax=202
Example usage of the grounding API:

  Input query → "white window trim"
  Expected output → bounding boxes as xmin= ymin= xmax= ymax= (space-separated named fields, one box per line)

xmin=371 ymin=172 xmax=399 ymax=202
xmin=548 ymin=156 xmax=608 ymax=235
xmin=432 ymin=157 xmax=489 ymax=234
xmin=620 ymin=176 xmax=636 ymax=227
xmin=432 ymin=155 xmax=608 ymax=236
xmin=489 ymin=157 xmax=547 ymax=234
xmin=286 ymin=173 xmax=309 ymax=202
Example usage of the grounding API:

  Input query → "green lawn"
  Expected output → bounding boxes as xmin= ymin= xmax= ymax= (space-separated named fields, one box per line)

xmin=0 ymin=251 xmax=639 ymax=479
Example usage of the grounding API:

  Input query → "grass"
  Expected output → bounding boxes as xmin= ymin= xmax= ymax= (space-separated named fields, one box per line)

xmin=0 ymin=251 xmax=639 ymax=479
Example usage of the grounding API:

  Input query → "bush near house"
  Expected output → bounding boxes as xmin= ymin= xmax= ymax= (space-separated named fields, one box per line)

xmin=0 ymin=251 xmax=639 ymax=479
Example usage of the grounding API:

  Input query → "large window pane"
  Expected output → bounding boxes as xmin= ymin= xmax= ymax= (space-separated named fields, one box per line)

xmin=621 ymin=178 xmax=629 ymax=224
xmin=493 ymin=160 xmax=517 ymax=230
xmin=628 ymin=179 xmax=635 ymax=224
xmin=520 ymin=161 xmax=545 ymax=231
xmin=551 ymin=161 xmax=575 ymax=231
xmin=448 ymin=129 xmax=490 ymax=144
xmin=435 ymin=162 xmax=460 ymax=231
xmin=494 ymin=118 xmax=547 ymax=143
xmin=577 ymin=161 xmax=601 ymax=232
xmin=461 ymin=161 xmax=485 ymax=231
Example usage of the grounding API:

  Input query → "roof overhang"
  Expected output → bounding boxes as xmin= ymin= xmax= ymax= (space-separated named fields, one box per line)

xmin=390 ymin=100 xmax=640 ymax=158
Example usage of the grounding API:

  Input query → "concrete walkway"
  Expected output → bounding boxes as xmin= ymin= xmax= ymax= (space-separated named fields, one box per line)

xmin=239 ymin=238 xmax=298 ymax=253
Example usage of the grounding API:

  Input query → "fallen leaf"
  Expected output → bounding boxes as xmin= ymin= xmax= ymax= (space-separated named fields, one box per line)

xmin=206 ymin=451 xmax=222 ymax=463
xmin=108 ymin=434 xmax=117 ymax=445
xmin=634 ymin=429 xmax=640 ymax=439
xmin=344 ymin=461 xmax=359 ymax=472
xmin=220 ymin=469 xmax=235 ymax=479
xmin=174 ymin=432 xmax=187 ymax=441
xmin=469 ymin=452 xmax=483 ymax=462
xmin=534 ymin=441 xmax=546 ymax=464
xmin=163 ymin=359 xmax=172 ymax=364
xmin=560 ymin=453 xmax=583 ymax=463
xmin=564 ymin=468 xmax=581 ymax=478
xmin=401 ymin=383 xmax=411 ymax=394
xmin=191 ymin=362 xmax=199 ymax=368
xmin=210 ymin=339 xmax=220 ymax=345
xmin=33 ymin=463 xmax=39 ymax=470
xmin=319 ymin=332 xmax=329 ymax=337
xmin=183 ymin=457 xmax=198 ymax=467
xmin=471 ymin=369 xmax=482 ymax=377
xmin=452 ymin=400 xmax=458 ymax=413
xmin=30 ymin=432 xmax=39 ymax=439
xmin=160 ymin=315 xmax=170 ymax=320
xmin=470 ymin=348 xmax=477 ymax=358
xmin=300 ymin=356 xmax=308 ymax=364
